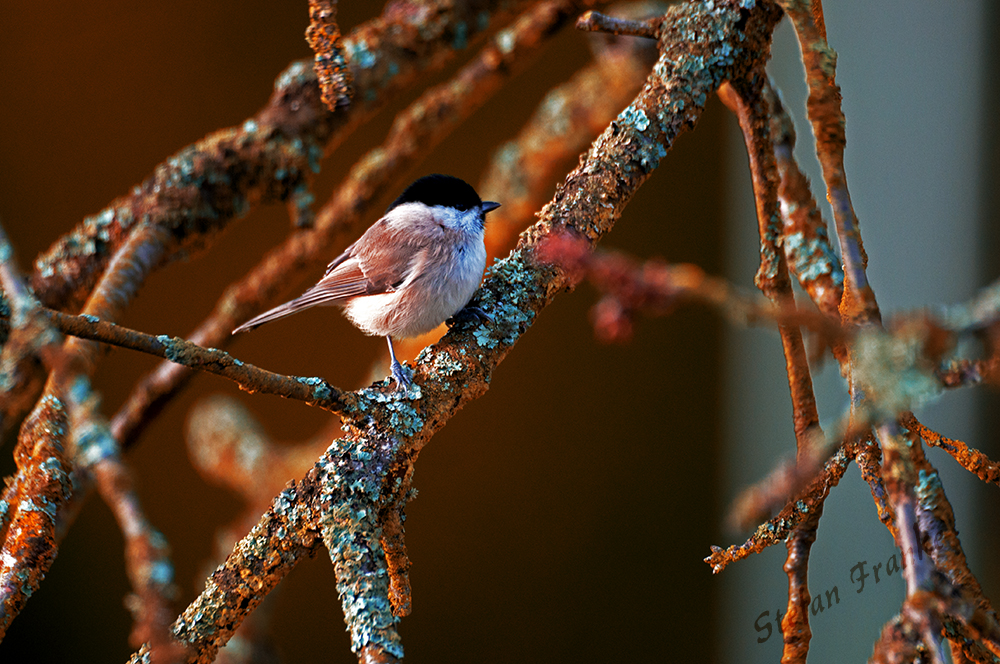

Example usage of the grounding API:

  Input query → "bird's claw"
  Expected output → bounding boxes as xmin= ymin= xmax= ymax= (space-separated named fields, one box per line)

xmin=446 ymin=305 xmax=493 ymax=328
xmin=390 ymin=358 xmax=412 ymax=392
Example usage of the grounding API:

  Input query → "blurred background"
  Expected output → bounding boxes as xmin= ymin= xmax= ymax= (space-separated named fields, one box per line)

xmin=0 ymin=1 xmax=996 ymax=662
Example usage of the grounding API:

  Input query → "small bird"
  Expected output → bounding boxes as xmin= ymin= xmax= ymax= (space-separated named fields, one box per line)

xmin=233 ymin=174 xmax=500 ymax=390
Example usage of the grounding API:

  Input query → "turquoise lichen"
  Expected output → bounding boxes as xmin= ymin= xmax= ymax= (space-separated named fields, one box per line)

xmin=783 ymin=231 xmax=842 ymax=284
xmin=619 ymin=107 xmax=650 ymax=132
xmin=452 ymin=21 xmax=468 ymax=50
xmin=156 ymin=335 xmax=183 ymax=363
xmin=148 ymin=558 xmax=175 ymax=586
xmin=317 ymin=446 xmax=404 ymax=658
xmin=68 ymin=375 xmax=92 ymax=407
xmin=290 ymin=183 xmax=316 ymax=228
xmin=75 ymin=420 xmax=118 ymax=466
xmin=381 ymin=398 xmax=423 ymax=438
xmin=347 ymin=39 xmax=377 ymax=69
xmin=295 ymin=376 xmax=334 ymax=402
xmin=274 ymin=60 xmax=314 ymax=92
xmin=430 ymin=353 xmax=465 ymax=377
xmin=19 ymin=497 xmax=57 ymax=522
xmin=541 ymin=93 xmax=570 ymax=137
xmin=853 ymin=328 xmax=942 ymax=417
xmin=914 ymin=469 xmax=942 ymax=511
xmin=307 ymin=143 xmax=324 ymax=175
xmin=496 ymin=29 xmax=516 ymax=55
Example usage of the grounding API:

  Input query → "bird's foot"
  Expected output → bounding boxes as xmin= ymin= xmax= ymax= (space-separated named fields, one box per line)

xmin=390 ymin=358 xmax=412 ymax=392
xmin=446 ymin=305 xmax=493 ymax=328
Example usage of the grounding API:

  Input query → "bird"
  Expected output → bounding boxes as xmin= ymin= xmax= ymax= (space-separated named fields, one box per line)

xmin=233 ymin=174 xmax=500 ymax=390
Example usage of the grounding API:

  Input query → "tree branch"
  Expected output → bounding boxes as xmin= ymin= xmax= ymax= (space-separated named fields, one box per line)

xmin=41 ymin=308 xmax=349 ymax=413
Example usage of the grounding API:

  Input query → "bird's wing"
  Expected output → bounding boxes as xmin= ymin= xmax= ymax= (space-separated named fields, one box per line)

xmin=232 ymin=215 xmax=435 ymax=334
xmin=350 ymin=214 xmax=439 ymax=290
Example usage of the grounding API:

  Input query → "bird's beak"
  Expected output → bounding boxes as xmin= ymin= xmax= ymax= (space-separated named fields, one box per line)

xmin=482 ymin=201 xmax=501 ymax=214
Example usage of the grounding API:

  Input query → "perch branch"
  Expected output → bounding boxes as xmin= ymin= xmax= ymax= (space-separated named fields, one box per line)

xmin=395 ymin=1 xmax=667 ymax=366
xmin=705 ymin=442 xmax=853 ymax=574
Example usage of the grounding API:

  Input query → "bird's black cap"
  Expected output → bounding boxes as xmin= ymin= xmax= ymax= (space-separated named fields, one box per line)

xmin=387 ymin=174 xmax=485 ymax=213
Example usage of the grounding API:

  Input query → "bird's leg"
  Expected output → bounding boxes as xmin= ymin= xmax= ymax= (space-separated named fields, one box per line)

xmin=386 ymin=336 xmax=411 ymax=391
xmin=446 ymin=305 xmax=493 ymax=328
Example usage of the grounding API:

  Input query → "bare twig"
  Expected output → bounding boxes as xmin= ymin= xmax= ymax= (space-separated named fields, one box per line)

xmin=575 ymin=9 xmax=662 ymax=38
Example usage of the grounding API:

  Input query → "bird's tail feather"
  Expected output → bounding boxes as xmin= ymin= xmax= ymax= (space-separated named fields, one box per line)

xmin=232 ymin=296 xmax=319 ymax=334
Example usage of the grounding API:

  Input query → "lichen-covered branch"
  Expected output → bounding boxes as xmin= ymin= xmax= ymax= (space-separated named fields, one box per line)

xmin=903 ymin=413 xmax=1000 ymax=487
xmin=762 ymin=77 xmax=843 ymax=318
xmin=41 ymin=308 xmax=347 ymax=413
xmin=705 ymin=442 xmax=852 ymax=574
xmin=305 ymin=0 xmax=354 ymax=114
xmin=777 ymin=0 xmax=879 ymax=326
xmin=718 ymin=76 xmax=819 ymax=450
xmin=0 ymin=227 xmax=178 ymax=658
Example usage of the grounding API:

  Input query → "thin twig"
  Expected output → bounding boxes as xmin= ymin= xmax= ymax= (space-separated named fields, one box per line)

xmin=718 ymin=77 xmax=820 ymax=449
xmin=305 ymin=0 xmax=354 ymax=114
xmin=575 ymin=9 xmax=663 ymax=38
xmin=705 ymin=443 xmax=853 ymax=574
xmin=41 ymin=308 xmax=348 ymax=413
xmin=777 ymin=0 xmax=880 ymax=326
xmin=903 ymin=413 xmax=1000 ymax=487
